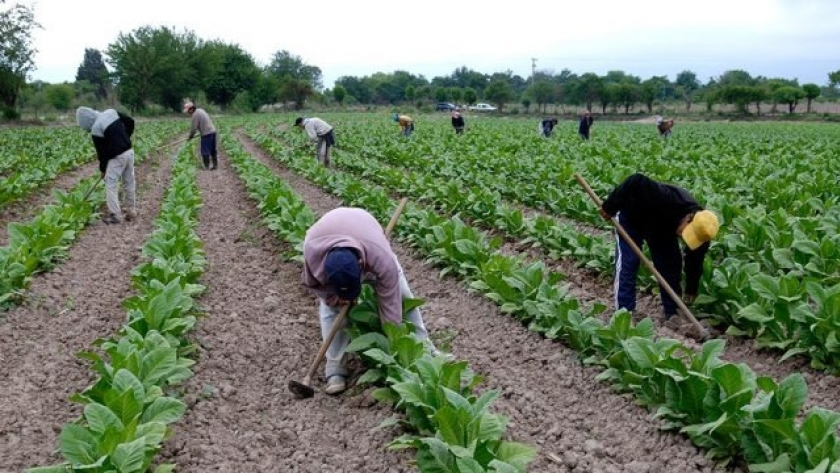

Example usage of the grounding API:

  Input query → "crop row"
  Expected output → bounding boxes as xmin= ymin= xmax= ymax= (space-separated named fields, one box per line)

xmin=28 ymin=144 xmax=205 ymax=473
xmin=221 ymin=131 xmax=535 ymax=471
xmin=242 ymin=125 xmax=840 ymax=472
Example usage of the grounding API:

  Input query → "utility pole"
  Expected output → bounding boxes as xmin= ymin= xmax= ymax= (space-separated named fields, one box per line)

xmin=531 ymin=58 xmax=538 ymax=82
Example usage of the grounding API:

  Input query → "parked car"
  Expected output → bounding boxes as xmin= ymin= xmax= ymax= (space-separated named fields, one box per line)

xmin=435 ymin=102 xmax=457 ymax=111
xmin=469 ymin=103 xmax=497 ymax=112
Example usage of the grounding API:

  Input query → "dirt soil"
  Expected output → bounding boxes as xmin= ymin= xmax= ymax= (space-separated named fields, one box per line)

xmin=221 ymin=134 xmax=724 ymax=472
xmin=0 ymin=148 xmax=174 ymax=471
xmin=4 ymin=127 xmax=833 ymax=472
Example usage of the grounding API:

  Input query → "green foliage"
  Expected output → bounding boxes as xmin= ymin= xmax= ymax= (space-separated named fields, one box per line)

xmin=44 ymin=83 xmax=74 ymax=111
xmin=203 ymin=42 xmax=260 ymax=110
xmin=107 ymin=26 xmax=204 ymax=111
xmin=0 ymin=0 xmax=39 ymax=109
xmin=75 ymin=48 xmax=110 ymax=99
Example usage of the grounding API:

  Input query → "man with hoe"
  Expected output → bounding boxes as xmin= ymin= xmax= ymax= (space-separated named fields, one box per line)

xmin=302 ymin=207 xmax=439 ymax=394
xmin=599 ymin=173 xmax=720 ymax=326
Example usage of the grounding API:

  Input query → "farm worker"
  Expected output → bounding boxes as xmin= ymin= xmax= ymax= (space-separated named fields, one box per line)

xmin=294 ymin=116 xmax=335 ymax=168
xmin=540 ymin=117 xmax=559 ymax=137
xmin=75 ymin=107 xmax=136 ymax=224
xmin=578 ymin=110 xmax=594 ymax=140
xmin=302 ymin=207 xmax=440 ymax=394
xmin=394 ymin=113 xmax=414 ymax=137
xmin=451 ymin=109 xmax=465 ymax=134
xmin=656 ymin=116 xmax=675 ymax=137
xmin=184 ymin=102 xmax=218 ymax=170
xmin=599 ymin=173 xmax=719 ymax=323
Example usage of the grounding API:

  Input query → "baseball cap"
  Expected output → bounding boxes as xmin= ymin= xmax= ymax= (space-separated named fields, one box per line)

xmin=183 ymin=102 xmax=195 ymax=113
xmin=325 ymin=248 xmax=361 ymax=300
xmin=681 ymin=210 xmax=720 ymax=250
xmin=294 ymin=117 xmax=304 ymax=126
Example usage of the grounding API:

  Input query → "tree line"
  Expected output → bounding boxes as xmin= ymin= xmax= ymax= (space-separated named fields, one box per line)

xmin=2 ymin=1 xmax=839 ymax=119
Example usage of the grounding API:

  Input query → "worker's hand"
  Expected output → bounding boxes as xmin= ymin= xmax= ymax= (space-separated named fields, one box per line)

xmin=683 ymin=294 xmax=696 ymax=305
xmin=599 ymin=207 xmax=612 ymax=221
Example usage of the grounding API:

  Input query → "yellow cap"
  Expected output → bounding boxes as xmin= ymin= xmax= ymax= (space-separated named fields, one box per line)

xmin=681 ymin=210 xmax=720 ymax=250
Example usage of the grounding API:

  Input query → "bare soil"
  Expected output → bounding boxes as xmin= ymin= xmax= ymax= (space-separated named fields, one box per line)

xmin=0 ymin=148 xmax=174 ymax=471
xmin=229 ymin=133 xmax=724 ymax=472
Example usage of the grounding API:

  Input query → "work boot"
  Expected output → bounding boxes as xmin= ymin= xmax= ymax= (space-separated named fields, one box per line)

xmin=124 ymin=209 xmax=137 ymax=222
xmin=210 ymin=155 xmax=218 ymax=170
xmin=101 ymin=213 xmax=121 ymax=224
xmin=202 ymin=156 xmax=210 ymax=170
xmin=324 ymin=376 xmax=347 ymax=395
xmin=663 ymin=314 xmax=682 ymax=331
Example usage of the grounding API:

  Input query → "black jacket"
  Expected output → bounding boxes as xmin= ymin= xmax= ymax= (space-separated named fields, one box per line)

xmin=92 ymin=111 xmax=134 ymax=173
xmin=602 ymin=173 xmax=708 ymax=293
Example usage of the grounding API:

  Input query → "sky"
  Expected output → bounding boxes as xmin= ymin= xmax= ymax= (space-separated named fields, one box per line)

xmin=21 ymin=0 xmax=840 ymax=89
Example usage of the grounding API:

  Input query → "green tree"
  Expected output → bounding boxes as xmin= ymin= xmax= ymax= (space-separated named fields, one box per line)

xmin=463 ymin=87 xmax=477 ymax=105
xmin=484 ymin=78 xmax=513 ymax=112
xmin=639 ymin=79 xmax=657 ymax=113
xmin=521 ymin=97 xmax=531 ymax=112
xmin=829 ymin=70 xmax=840 ymax=89
xmin=525 ymin=80 xmax=555 ymax=113
xmin=333 ymin=84 xmax=346 ymax=105
xmin=774 ymin=86 xmax=804 ymax=113
xmin=718 ymin=85 xmax=759 ymax=114
xmin=75 ymin=48 xmax=109 ymax=99
xmin=335 ymin=76 xmax=372 ymax=104
xmin=203 ymin=42 xmax=259 ymax=110
xmin=571 ymin=73 xmax=602 ymax=111
xmin=44 ymin=83 xmax=74 ymax=111
xmin=107 ymin=26 xmax=203 ymax=111
xmin=0 ymin=0 xmax=39 ymax=116
xmin=675 ymin=70 xmax=700 ymax=111
xmin=802 ymin=83 xmax=820 ymax=113
xmin=449 ymin=87 xmax=463 ymax=104
xmin=267 ymin=50 xmax=322 ymax=109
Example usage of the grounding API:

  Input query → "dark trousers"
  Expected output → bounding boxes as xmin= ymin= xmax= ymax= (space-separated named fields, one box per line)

xmin=614 ymin=212 xmax=682 ymax=316
xmin=200 ymin=133 xmax=218 ymax=169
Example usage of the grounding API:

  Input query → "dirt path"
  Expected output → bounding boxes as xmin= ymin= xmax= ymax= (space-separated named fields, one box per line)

xmin=0 ymin=159 xmax=101 ymax=246
xmin=236 ymin=134 xmax=721 ymax=472
xmin=0 ymin=148 xmax=175 ymax=470
xmin=159 ymin=147 xmax=411 ymax=472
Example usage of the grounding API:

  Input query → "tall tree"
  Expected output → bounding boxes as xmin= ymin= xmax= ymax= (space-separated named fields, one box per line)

xmin=525 ymin=80 xmax=555 ymax=113
xmin=203 ymin=42 xmax=259 ymax=110
xmin=0 ymin=0 xmax=39 ymax=116
xmin=484 ymin=78 xmax=513 ymax=112
xmin=267 ymin=50 xmax=322 ymax=109
xmin=75 ymin=48 xmax=109 ymax=99
xmin=333 ymin=84 xmax=346 ymax=105
xmin=675 ymin=70 xmax=700 ymax=111
xmin=829 ymin=70 xmax=840 ymax=89
xmin=802 ymin=83 xmax=820 ymax=113
xmin=44 ymin=83 xmax=74 ymax=111
xmin=107 ymin=26 xmax=203 ymax=111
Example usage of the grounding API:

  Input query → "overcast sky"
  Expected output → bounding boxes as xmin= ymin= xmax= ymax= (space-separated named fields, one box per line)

xmin=23 ymin=0 xmax=840 ymax=88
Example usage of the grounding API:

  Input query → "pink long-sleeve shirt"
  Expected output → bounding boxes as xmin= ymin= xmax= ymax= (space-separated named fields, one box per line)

xmin=302 ymin=208 xmax=402 ymax=324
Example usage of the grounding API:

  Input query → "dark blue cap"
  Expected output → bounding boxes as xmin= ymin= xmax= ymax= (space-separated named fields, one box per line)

xmin=325 ymin=248 xmax=361 ymax=300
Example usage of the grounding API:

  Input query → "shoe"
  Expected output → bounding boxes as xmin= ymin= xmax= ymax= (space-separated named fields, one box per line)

xmin=430 ymin=347 xmax=455 ymax=361
xmin=101 ymin=213 xmax=121 ymax=224
xmin=124 ymin=209 xmax=137 ymax=221
xmin=325 ymin=376 xmax=347 ymax=395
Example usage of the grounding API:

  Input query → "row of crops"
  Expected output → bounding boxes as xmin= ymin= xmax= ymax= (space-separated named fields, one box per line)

xmin=255 ymin=114 xmax=840 ymax=375
xmin=2 ymin=114 xmax=839 ymax=471
xmin=218 ymin=116 xmax=840 ymax=472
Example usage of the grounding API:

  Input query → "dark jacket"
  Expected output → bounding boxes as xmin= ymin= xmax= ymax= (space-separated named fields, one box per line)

xmin=451 ymin=115 xmax=465 ymax=128
xmin=81 ymin=108 xmax=134 ymax=173
xmin=579 ymin=115 xmax=593 ymax=134
xmin=602 ymin=173 xmax=708 ymax=293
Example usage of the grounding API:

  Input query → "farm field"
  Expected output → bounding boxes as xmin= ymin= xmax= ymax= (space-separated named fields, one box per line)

xmin=1 ymin=113 xmax=839 ymax=472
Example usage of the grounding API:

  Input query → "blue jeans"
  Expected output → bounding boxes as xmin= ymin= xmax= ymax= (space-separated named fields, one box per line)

xmin=614 ymin=212 xmax=682 ymax=316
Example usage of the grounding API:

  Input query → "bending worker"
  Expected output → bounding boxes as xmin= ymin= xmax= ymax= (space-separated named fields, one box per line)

xmin=302 ymin=207 xmax=439 ymax=394
xmin=599 ymin=173 xmax=720 ymax=324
